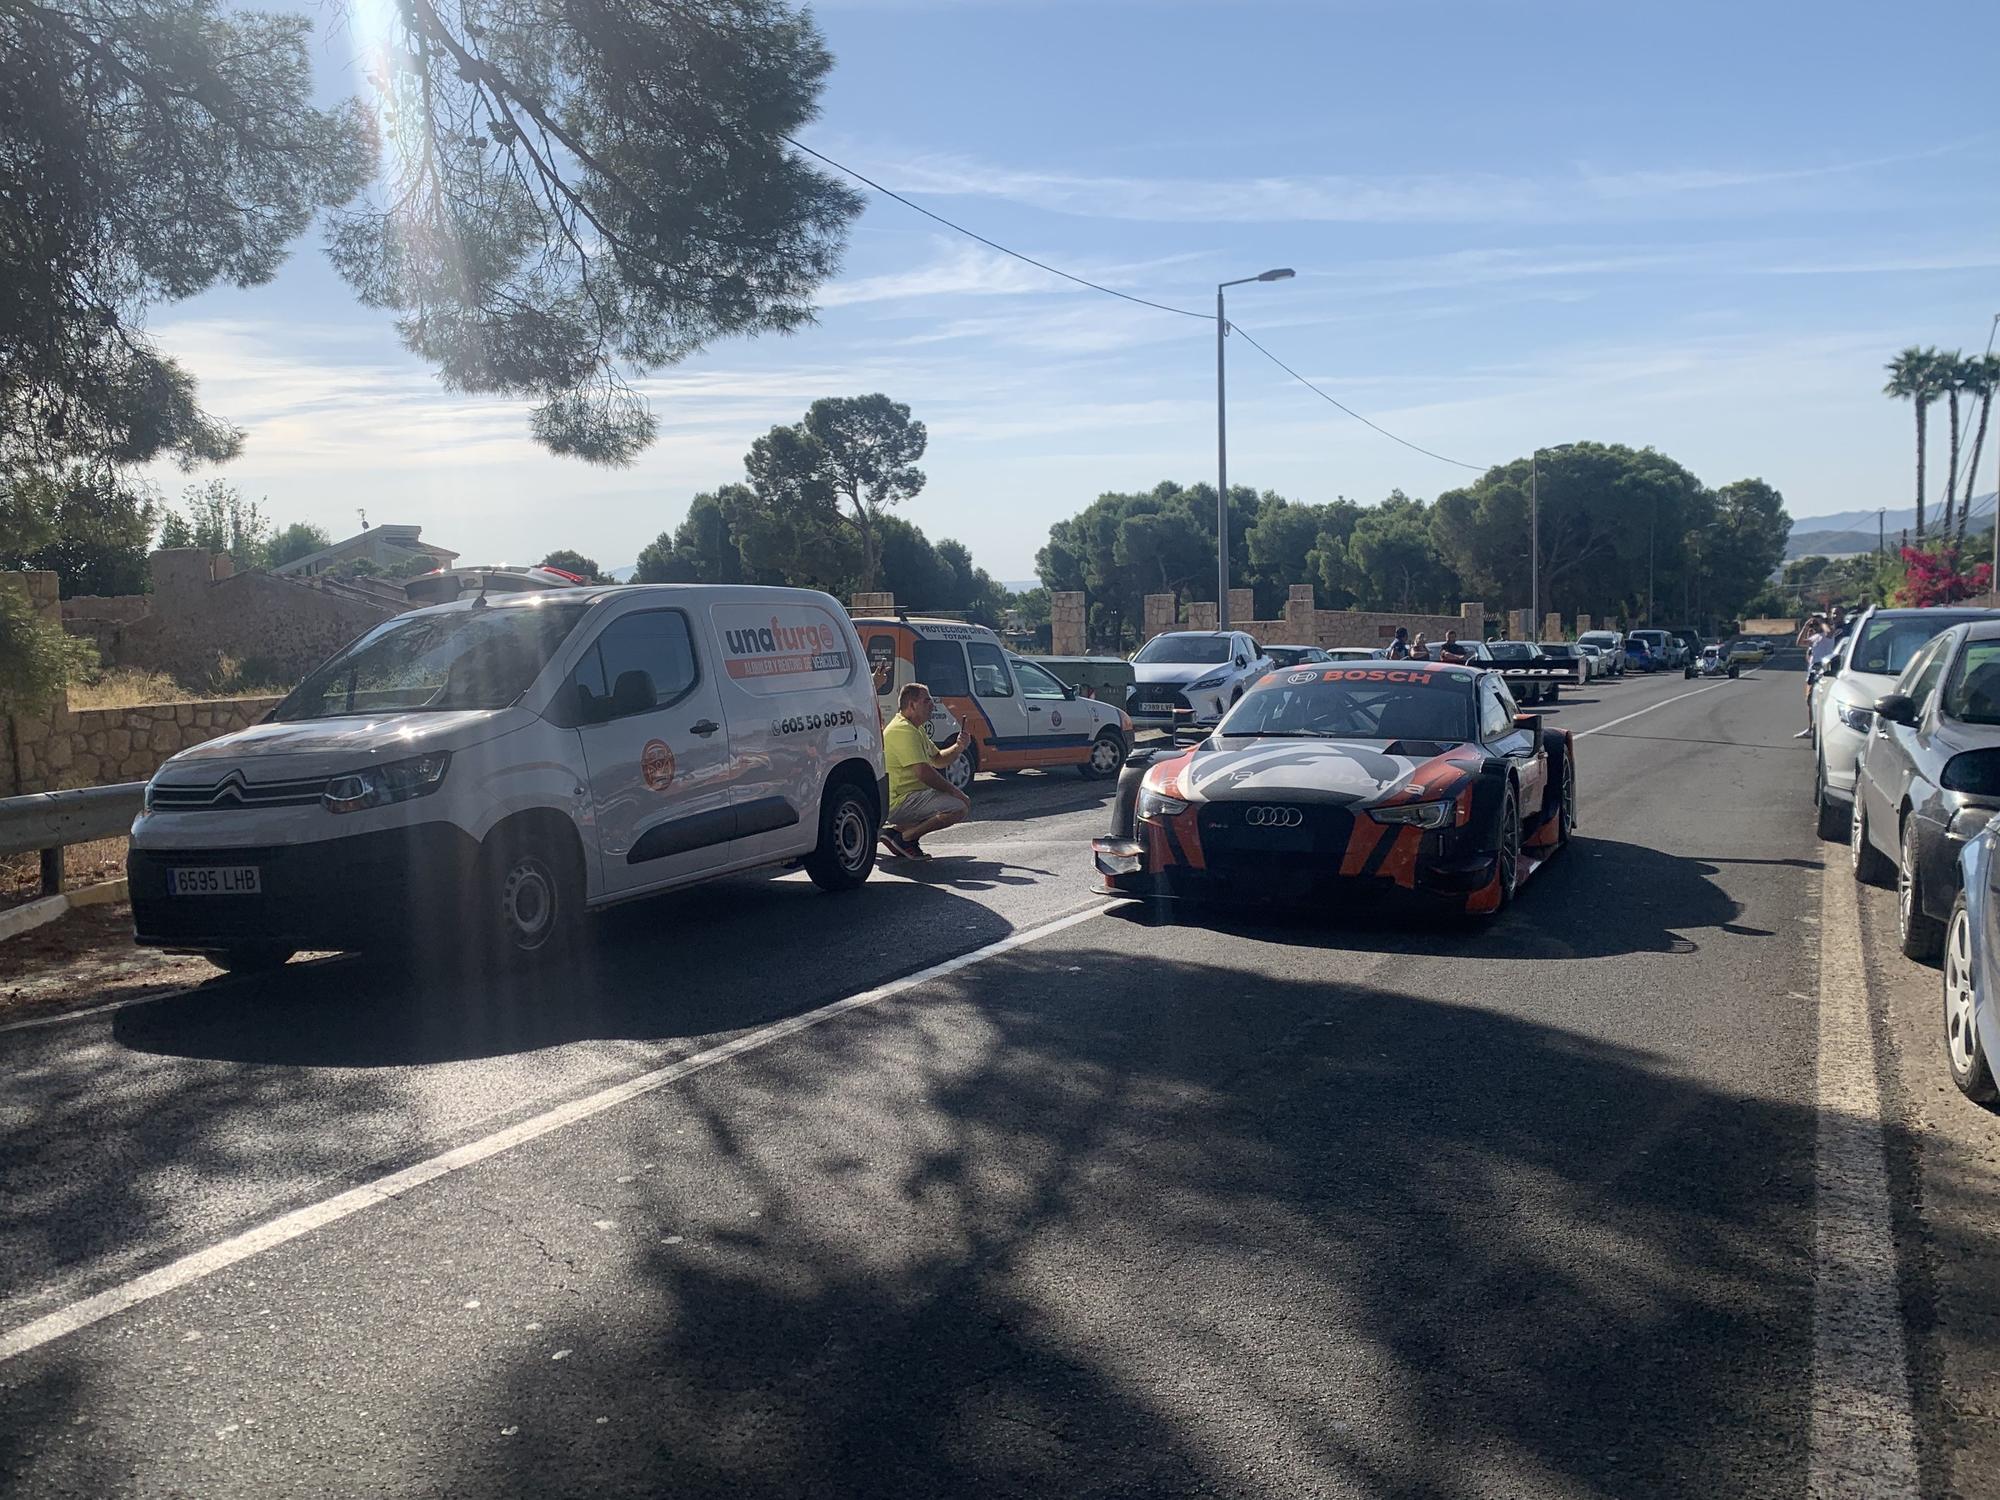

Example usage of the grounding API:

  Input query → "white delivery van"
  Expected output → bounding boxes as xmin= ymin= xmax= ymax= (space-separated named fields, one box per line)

xmin=128 ymin=585 xmax=887 ymax=970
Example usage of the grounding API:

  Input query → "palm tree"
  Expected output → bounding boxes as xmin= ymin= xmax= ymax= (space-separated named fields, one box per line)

xmin=1938 ymin=350 xmax=1969 ymax=540
xmin=1960 ymin=352 xmax=2000 ymax=538
xmin=1886 ymin=345 xmax=1944 ymax=538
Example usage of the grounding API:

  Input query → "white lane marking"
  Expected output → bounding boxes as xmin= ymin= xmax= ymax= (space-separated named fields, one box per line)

xmin=1574 ymin=682 xmax=1729 ymax=739
xmin=1809 ymin=857 xmax=1919 ymax=1496
xmin=0 ymin=904 xmax=1107 ymax=1363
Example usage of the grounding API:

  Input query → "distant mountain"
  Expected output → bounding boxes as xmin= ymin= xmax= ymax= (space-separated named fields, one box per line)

xmin=1786 ymin=490 xmax=1997 ymax=559
xmin=606 ymin=564 xmax=638 ymax=582
xmin=1002 ymin=579 xmax=1041 ymax=595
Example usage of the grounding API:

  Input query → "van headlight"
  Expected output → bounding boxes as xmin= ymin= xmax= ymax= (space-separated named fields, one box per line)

xmin=1369 ymin=800 xmax=1454 ymax=828
xmin=324 ymin=752 xmax=450 ymax=814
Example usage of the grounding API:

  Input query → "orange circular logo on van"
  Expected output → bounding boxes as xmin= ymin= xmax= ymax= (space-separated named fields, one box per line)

xmin=641 ymin=739 xmax=676 ymax=792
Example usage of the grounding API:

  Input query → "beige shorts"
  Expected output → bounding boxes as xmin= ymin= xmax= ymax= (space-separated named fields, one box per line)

xmin=885 ymin=787 xmax=964 ymax=829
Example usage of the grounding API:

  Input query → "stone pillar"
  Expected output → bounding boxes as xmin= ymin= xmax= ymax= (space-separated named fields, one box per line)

xmin=1575 ymin=612 xmax=1593 ymax=636
xmin=1185 ymin=600 xmax=1218 ymax=631
xmin=1286 ymin=585 xmax=1316 ymax=644
xmin=210 ymin=552 xmax=234 ymax=582
xmin=1143 ymin=593 xmax=1177 ymax=642
xmin=1508 ymin=607 xmax=1533 ymax=640
xmin=1458 ymin=601 xmax=1486 ymax=638
xmin=850 ymin=591 xmax=895 ymax=615
xmin=1542 ymin=612 xmax=1563 ymax=641
xmin=1050 ymin=591 xmax=1086 ymax=656
xmin=1227 ymin=588 xmax=1255 ymax=627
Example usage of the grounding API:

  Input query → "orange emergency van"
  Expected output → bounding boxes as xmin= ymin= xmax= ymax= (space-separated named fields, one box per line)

xmin=854 ymin=615 xmax=1132 ymax=791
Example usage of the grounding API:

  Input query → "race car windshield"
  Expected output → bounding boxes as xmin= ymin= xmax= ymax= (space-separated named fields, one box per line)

xmin=273 ymin=600 xmax=591 ymax=720
xmin=1220 ymin=670 xmax=1478 ymax=743
xmin=1134 ymin=635 xmax=1232 ymax=665
xmin=1852 ymin=613 xmax=1992 ymax=678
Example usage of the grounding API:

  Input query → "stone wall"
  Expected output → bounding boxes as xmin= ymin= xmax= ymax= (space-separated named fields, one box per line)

xmin=1138 ymin=585 xmax=1489 ymax=651
xmin=61 ymin=593 xmax=150 ymax=623
xmin=1050 ymin=592 xmax=1086 ymax=656
xmin=78 ymin=550 xmax=398 ymax=687
xmin=5 ymin=694 xmax=284 ymax=797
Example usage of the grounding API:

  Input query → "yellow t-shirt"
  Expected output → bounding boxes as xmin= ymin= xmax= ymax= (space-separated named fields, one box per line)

xmin=883 ymin=712 xmax=936 ymax=807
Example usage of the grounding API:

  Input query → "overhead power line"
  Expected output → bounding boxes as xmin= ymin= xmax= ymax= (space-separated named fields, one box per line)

xmin=782 ymin=136 xmax=1210 ymax=322
xmin=1223 ymin=323 xmax=1488 ymax=472
xmin=784 ymin=135 xmax=1493 ymax=473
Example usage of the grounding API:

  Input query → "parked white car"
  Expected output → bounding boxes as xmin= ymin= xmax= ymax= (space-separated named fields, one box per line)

xmin=1127 ymin=630 xmax=1274 ymax=729
xmin=1577 ymin=630 xmax=1625 ymax=677
xmin=1812 ymin=605 xmax=2000 ymax=841
xmin=129 ymin=585 xmax=888 ymax=970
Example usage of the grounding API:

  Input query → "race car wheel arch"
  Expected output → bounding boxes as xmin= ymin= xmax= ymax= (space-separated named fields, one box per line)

xmin=1539 ymin=729 xmax=1575 ymax=844
xmin=1107 ymin=748 xmax=1166 ymax=839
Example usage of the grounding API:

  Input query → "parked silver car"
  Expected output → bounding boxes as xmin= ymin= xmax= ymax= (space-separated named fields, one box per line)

xmin=1127 ymin=630 xmax=1273 ymax=729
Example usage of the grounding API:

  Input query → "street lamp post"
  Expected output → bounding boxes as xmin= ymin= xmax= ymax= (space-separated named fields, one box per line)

xmin=1216 ymin=267 xmax=1294 ymax=630
xmin=1528 ymin=444 xmax=1572 ymax=636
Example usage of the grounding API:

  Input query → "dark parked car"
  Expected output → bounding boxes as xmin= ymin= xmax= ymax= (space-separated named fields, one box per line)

xmin=1624 ymin=638 xmax=1659 ymax=673
xmin=1850 ymin=620 xmax=2000 ymax=960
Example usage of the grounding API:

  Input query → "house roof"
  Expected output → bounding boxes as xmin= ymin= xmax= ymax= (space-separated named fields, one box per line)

xmin=271 ymin=525 xmax=459 ymax=575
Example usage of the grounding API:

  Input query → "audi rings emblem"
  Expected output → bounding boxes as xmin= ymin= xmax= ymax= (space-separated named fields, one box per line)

xmin=1245 ymin=805 xmax=1305 ymax=828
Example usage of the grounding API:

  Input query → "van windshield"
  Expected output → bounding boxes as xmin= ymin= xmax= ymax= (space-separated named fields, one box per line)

xmin=273 ymin=601 xmax=592 ymax=721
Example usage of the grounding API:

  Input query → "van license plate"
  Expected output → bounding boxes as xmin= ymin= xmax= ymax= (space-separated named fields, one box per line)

xmin=169 ymin=866 xmax=261 ymax=897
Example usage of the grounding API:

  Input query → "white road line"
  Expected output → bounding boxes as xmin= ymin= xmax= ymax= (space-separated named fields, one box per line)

xmin=0 ymin=903 xmax=1108 ymax=1364
xmin=1573 ymin=682 xmax=1729 ymax=738
xmin=1809 ymin=857 xmax=1920 ymax=1496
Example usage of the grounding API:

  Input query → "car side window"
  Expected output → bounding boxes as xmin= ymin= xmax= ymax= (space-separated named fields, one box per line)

xmin=1013 ymin=659 xmax=1068 ymax=700
xmin=1479 ymin=684 xmax=1514 ymax=740
xmin=574 ymin=610 xmax=698 ymax=722
xmin=967 ymin=640 xmax=1015 ymax=698
xmin=1905 ymin=638 xmax=1952 ymax=709
xmin=913 ymin=639 xmax=970 ymax=697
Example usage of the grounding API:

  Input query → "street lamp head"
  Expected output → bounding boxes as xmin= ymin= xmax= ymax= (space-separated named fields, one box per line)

xmin=1257 ymin=268 xmax=1296 ymax=282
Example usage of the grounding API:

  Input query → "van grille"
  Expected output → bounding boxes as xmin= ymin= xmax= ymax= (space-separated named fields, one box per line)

xmin=150 ymin=773 xmax=328 ymax=811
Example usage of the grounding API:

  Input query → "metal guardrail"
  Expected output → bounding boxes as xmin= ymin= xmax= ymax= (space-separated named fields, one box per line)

xmin=0 ymin=782 xmax=143 ymax=897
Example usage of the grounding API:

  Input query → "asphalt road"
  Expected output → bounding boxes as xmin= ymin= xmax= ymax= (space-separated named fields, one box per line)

xmin=1 ymin=659 xmax=1992 ymax=1498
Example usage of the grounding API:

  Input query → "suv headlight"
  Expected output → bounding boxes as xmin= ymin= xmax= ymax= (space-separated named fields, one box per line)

xmin=1369 ymin=800 xmax=1454 ymax=829
xmin=1137 ymin=787 xmax=1189 ymax=819
xmin=1186 ymin=672 xmax=1229 ymax=693
xmin=324 ymin=751 xmax=450 ymax=814
xmin=1835 ymin=700 xmax=1873 ymax=733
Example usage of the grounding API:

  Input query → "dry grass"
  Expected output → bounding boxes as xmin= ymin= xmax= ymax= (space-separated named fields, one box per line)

xmin=65 ymin=668 xmax=282 ymax=710
xmin=0 ymin=837 xmax=127 ymax=911
xmin=65 ymin=670 xmax=185 ymax=709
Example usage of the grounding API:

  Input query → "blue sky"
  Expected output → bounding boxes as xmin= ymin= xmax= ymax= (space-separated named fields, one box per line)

xmin=143 ymin=0 xmax=2000 ymax=580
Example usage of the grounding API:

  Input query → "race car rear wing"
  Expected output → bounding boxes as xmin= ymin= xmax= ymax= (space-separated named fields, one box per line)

xmin=1494 ymin=659 xmax=1583 ymax=693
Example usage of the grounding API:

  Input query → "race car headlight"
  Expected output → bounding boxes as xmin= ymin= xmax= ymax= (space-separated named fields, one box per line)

xmin=324 ymin=751 xmax=450 ymax=814
xmin=1368 ymin=800 xmax=1455 ymax=829
xmin=1137 ymin=787 xmax=1189 ymax=820
xmin=1835 ymin=700 xmax=1874 ymax=733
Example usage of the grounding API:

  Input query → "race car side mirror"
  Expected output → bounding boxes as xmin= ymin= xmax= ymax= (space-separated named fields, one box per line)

xmin=1513 ymin=712 xmax=1542 ymax=734
xmin=1873 ymin=693 xmax=1918 ymax=727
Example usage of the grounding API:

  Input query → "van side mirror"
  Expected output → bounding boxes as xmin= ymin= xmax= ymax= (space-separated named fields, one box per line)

xmin=1873 ymin=693 xmax=1918 ymax=727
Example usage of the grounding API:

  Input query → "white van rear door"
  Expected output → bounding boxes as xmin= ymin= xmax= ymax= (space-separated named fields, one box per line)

xmin=569 ymin=606 xmax=736 ymax=896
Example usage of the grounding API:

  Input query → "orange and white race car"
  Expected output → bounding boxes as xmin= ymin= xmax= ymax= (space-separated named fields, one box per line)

xmin=1091 ymin=660 xmax=1574 ymax=916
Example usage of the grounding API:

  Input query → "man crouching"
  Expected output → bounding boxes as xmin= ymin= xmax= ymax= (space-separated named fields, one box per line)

xmin=880 ymin=682 xmax=970 ymax=860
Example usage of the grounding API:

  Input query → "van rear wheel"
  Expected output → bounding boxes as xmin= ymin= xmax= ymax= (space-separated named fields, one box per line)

xmin=805 ymin=781 xmax=878 ymax=891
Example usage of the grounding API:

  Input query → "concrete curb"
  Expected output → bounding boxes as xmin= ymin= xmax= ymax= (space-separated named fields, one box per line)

xmin=0 ymin=878 xmax=129 ymax=943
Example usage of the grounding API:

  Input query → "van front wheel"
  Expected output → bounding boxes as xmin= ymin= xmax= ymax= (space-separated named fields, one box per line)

xmin=481 ymin=834 xmax=580 ymax=962
xmin=805 ymin=781 xmax=878 ymax=892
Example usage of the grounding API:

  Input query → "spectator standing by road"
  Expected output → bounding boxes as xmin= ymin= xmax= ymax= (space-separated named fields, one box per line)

xmin=1411 ymin=633 xmax=1429 ymax=659
xmin=1796 ymin=613 xmax=1830 ymax=737
xmin=1386 ymin=627 xmax=1412 ymax=660
xmin=881 ymin=683 xmax=969 ymax=860
xmin=1439 ymin=628 xmax=1471 ymax=664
